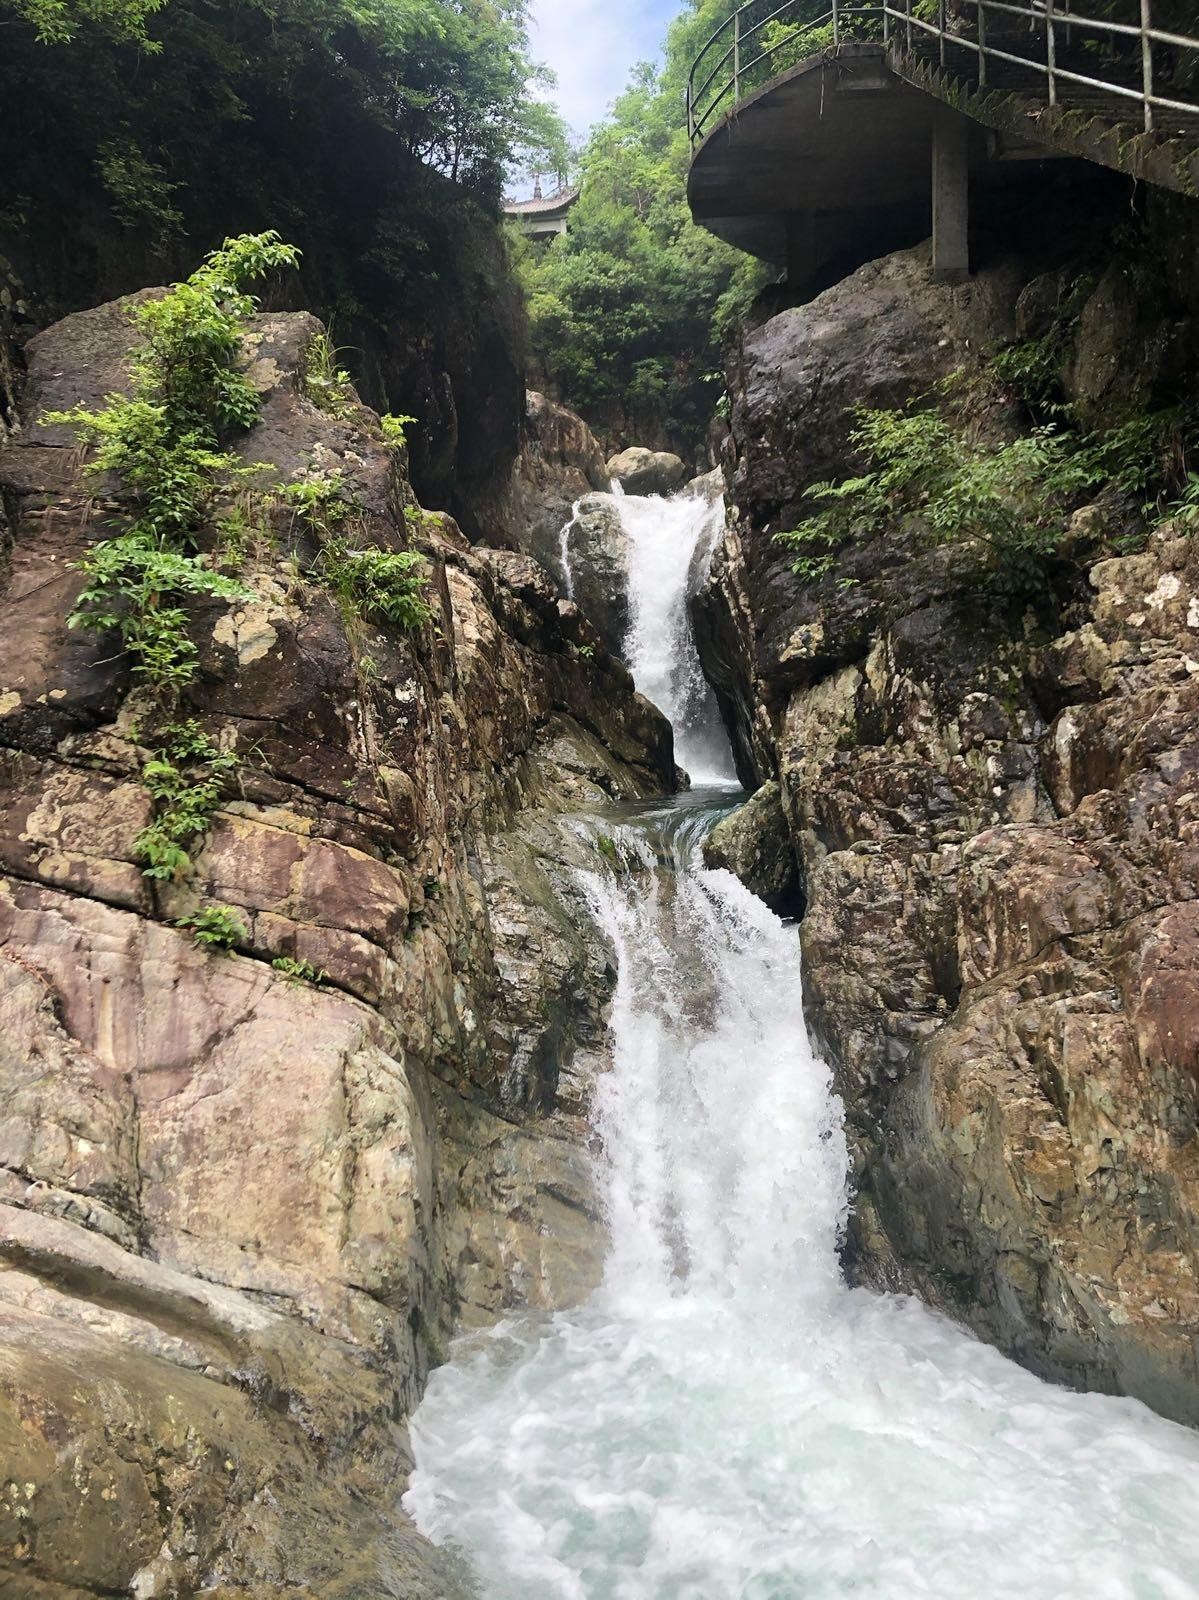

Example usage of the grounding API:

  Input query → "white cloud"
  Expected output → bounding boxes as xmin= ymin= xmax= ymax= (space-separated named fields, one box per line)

xmin=528 ymin=0 xmax=678 ymax=142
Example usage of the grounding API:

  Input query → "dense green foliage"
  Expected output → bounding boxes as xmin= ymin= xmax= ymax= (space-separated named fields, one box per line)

xmin=8 ymin=0 xmax=164 ymax=43
xmin=177 ymin=903 xmax=249 ymax=950
xmin=135 ymin=721 xmax=242 ymax=880
xmin=516 ymin=1 xmax=784 ymax=446
xmin=1 ymin=0 xmax=563 ymax=234
xmin=777 ymin=382 xmax=1197 ymax=605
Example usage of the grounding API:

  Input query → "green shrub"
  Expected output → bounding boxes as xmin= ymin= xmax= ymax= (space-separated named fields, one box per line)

xmin=176 ymin=903 xmax=248 ymax=950
xmin=301 ymin=330 xmax=357 ymax=421
xmin=271 ymin=954 xmax=326 ymax=985
xmin=321 ymin=544 xmax=433 ymax=630
xmin=775 ymin=408 xmax=1079 ymax=605
xmin=45 ymin=231 xmax=301 ymax=693
xmin=277 ymin=467 xmax=432 ymax=629
xmin=776 ymin=394 xmax=1196 ymax=607
xmin=134 ymin=720 xmax=240 ymax=881
xmin=380 ymin=413 xmax=418 ymax=450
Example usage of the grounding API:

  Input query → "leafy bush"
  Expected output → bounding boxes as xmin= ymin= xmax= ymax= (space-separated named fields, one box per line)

xmin=277 ymin=468 xmax=432 ymax=629
xmin=134 ymin=721 xmax=240 ymax=880
xmin=322 ymin=545 xmax=433 ymax=630
xmin=10 ymin=0 xmax=163 ymax=44
xmin=46 ymin=232 xmax=300 ymax=691
xmin=271 ymin=955 xmax=326 ymax=985
xmin=276 ymin=471 xmax=353 ymax=539
xmin=301 ymin=331 xmax=357 ymax=421
xmin=776 ymin=392 xmax=1197 ymax=605
xmin=760 ymin=17 xmax=837 ymax=73
xmin=380 ymin=413 xmax=418 ymax=450
xmin=176 ymin=904 xmax=248 ymax=951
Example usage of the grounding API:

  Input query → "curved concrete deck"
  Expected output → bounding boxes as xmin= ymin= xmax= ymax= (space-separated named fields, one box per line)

xmin=688 ymin=37 xmax=1198 ymax=286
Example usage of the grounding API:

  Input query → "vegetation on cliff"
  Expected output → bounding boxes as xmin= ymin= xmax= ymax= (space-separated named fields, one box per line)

xmin=1 ymin=0 xmax=565 ymax=245
xmin=777 ymin=385 xmax=1196 ymax=604
xmin=46 ymin=231 xmax=432 ymax=890
xmin=0 ymin=0 xmax=569 ymax=522
xmin=776 ymin=233 xmax=1199 ymax=609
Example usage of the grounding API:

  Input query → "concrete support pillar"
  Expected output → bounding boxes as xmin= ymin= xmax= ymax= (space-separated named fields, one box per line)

xmin=785 ymin=211 xmax=817 ymax=293
xmin=931 ymin=104 xmax=970 ymax=283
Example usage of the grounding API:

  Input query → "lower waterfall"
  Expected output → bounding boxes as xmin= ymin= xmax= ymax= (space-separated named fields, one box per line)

xmin=405 ymin=488 xmax=1199 ymax=1598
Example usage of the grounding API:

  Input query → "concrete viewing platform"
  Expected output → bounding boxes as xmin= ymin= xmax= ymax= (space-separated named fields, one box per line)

xmin=686 ymin=3 xmax=1199 ymax=288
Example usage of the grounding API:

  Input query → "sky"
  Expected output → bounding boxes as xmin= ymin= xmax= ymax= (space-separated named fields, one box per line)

xmin=527 ymin=0 xmax=682 ymax=145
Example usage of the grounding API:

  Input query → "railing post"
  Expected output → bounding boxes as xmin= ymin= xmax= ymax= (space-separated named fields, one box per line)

xmin=734 ymin=9 xmax=742 ymax=104
xmin=686 ymin=76 xmax=693 ymax=142
xmin=883 ymin=0 xmax=890 ymax=48
xmin=905 ymin=0 xmax=912 ymax=51
xmin=938 ymin=0 xmax=946 ymax=65
xmin=1045 ymin=0 xmax=1057 ymax=107
xmin=977 ymin=0 xmax=987 ymax=86
xmin=1141 ymin=0 xmax=1155 ymax=131
xmin=833 ymin=0 xmax=841 ymax=47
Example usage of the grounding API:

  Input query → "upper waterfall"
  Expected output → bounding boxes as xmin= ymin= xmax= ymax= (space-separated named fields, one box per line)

xmin=614 ymin=484 xmax=737 ymax=786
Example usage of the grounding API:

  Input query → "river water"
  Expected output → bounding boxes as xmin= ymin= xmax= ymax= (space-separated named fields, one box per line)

xmin=405 ymin=485 xmax=1199 ymax=1599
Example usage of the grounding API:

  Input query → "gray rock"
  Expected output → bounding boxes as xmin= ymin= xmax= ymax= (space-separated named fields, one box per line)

xmin=606 ymin=445 xmax=687 ymax=497
xmin=703 ymin=780 xmax=802 ymax=916
xmin=562 ymin=493 xmax=630 ymax=656
xmin=498 ymin=390 xmax=610 ymax=579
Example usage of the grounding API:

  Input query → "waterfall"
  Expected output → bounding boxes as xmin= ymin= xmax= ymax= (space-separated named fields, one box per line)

xmin=557 ymin=497 xmax=582 ymax=601
xmin=405 ymin=490 xmax=1199 ymax=1598
xmin=613 ymin=484 xmax=736 ymax=785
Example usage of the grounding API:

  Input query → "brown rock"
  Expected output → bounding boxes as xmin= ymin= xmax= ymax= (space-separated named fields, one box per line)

xmin=0 ymin=292 xmax=677 ymax=1594
xmin=695 ymin=228 xmax=1199 ymax=1424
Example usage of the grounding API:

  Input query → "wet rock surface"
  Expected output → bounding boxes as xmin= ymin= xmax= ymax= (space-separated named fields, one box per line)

xmin=701 ymin=780 xmax=801 ymax=917
xmin=698 ymin=236 xmax=1199 ymax=1423
xmin=560 ymin=493 xmax=630 ymax=657
xmin=0 ymin=297 xmax=675 ymax=1596
xmin=500 ymin=390 xmax=610 ymax=580
xmin=606 ymin=446 xmax=687 ymax=498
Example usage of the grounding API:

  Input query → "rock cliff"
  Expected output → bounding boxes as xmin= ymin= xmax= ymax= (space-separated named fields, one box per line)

xmin=698 ymin=212 xmax=1199 ymax=1424
xmin=0 ymin=295 xmax=674 ymax=1596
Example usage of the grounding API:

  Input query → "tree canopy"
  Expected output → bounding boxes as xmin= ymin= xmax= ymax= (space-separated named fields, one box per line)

xmin=514 ymin=1 xmax=785 ymax=450
xmin=0 ymin=0 xmax=567 ymax=297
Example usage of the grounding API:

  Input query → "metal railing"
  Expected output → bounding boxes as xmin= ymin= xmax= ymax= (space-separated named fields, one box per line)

xmin=687 ymin=0 xmax=1199 ymax=143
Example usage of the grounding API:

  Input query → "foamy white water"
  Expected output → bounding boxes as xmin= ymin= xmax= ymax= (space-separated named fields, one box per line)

xmin=557 ymin=496 xmax=584 ymax=600
xmin=405 ymin=490 xmax=1199 ymax=1599
xmin=615 ymin=485 xmax=737 ymax=784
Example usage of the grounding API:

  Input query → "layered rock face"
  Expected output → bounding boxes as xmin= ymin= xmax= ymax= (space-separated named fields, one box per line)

xmin=499 ymin=390 xmax=610 ymax=576
xmin=0 ymin=298 xmax=674 ymax=1595
xmin=698 ymin=233 xmax=1199 ymax=1422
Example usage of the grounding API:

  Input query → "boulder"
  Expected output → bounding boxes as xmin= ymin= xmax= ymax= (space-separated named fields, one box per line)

xmin=561 ymin=492 xmax=630 ymax=656
xmin=702 ymin=780 xmax=802 ymax=916
xmin=606 ymin=445 xmax=687 ymax=497
xmin=498 ymin=390 xmax=610 ymax=579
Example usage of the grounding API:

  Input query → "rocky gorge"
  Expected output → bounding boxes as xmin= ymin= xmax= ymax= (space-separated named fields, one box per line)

xmin=694 ymin=185 xmax=1199 ymax=1424
xmin=4 ymin=78 xmax=1199 ymax=1600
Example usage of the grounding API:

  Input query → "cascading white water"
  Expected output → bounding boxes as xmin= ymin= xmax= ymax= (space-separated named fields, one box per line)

xmin=557 ymin=496 xmax=583 ymax=601
xmin=615 ymin=485 xmax=736 ymax=784
xmin=405 ymin=489 xmax=1199 ymax=1598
